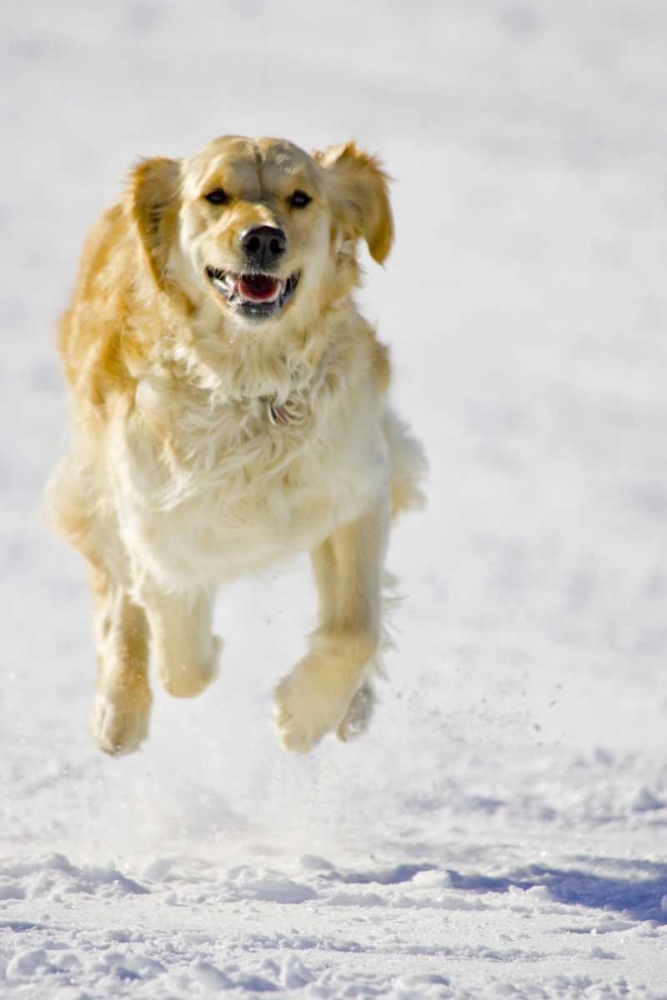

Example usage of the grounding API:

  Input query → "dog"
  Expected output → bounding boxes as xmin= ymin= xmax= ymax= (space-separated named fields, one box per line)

xmin=48 ymin=135 xmax=426 ymax=756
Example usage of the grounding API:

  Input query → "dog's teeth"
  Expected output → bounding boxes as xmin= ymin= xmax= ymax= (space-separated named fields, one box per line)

xmin=208 ymin=268 xmax=297 ymax=309
xmin=212 ymin=275 xmax=235 ymax=297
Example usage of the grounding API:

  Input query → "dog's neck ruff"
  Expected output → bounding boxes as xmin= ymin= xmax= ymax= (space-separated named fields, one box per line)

xmin=167 ymin=313 xmax=340 ymax=432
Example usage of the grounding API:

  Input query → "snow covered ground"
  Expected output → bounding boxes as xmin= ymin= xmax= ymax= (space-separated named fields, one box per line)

xmin=2 ymin=1 xmax=667 ymax=996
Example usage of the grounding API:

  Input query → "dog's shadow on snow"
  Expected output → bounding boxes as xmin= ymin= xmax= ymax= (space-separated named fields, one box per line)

xmin=444 ymin=861 xmax=667 ymax=924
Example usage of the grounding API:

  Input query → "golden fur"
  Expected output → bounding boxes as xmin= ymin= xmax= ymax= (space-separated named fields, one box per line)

xmin=48 ymin=135 xmax=426 ymax=755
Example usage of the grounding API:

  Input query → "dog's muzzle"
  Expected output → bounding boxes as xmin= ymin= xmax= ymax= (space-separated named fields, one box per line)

xmin=205 ymin=267 xmax=300 ymax=319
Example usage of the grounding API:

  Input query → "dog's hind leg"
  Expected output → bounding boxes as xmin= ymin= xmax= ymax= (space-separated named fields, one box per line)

xmin=273 ymin=499 xmax=389 ymax=753
xmin=383 ymin=407 xmax=427 ymax=518
xmin=90 ymin=568 xmax=152 ymax=756
xmin=47 ymin=457 xmax=152 ymax=755
xmin=138 ymin=584 xmax=221 ymax=699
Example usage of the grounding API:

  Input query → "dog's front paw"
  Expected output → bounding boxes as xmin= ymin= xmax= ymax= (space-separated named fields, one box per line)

xmin=91 ymin=688 xmax=151 ymax=756
xmin=273 ymin=655 xmax=365 ymax=754
xmin=158 ymin=635 xmax=223 ymax=699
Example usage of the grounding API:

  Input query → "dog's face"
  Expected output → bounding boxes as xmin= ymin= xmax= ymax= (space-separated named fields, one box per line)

xmin=181 ymin=137 xmax=329 ymax=325
xmin=130 ymin=136 xmax=393 ymax=331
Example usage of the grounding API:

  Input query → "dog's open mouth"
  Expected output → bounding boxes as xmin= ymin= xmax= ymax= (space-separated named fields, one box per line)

xmin=205 ymin=267 xmax=299 ymax=318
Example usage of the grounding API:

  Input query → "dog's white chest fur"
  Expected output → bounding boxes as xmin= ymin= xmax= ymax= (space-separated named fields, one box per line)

xmin=112 ymin=369 xmax=387 ymax=588
xmin=49 ymin=133 xmax=427 ymax=756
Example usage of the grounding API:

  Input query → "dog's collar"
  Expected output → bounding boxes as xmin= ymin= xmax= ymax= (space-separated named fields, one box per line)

xmin=263 ymin=395 xmax=308 ymax=427
xmin=257 ymin=349 xmax=331 ymax=427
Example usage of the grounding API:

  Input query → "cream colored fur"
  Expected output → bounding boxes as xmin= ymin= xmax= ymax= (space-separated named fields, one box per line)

xmin=48 ymin=135 xmax=426 ymax=755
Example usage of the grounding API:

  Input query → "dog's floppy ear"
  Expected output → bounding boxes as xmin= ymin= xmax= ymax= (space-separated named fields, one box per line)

xmin=129 ymin=157 xmax=181 ymax=287
xmin=315 ymin=142 xmax=393 ymax=264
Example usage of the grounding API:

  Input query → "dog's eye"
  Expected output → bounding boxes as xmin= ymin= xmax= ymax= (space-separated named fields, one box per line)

xmin=288 ymin=190 xmax=312 ymax=209
xmin=204 ymin=188 xmax=229 ymax=205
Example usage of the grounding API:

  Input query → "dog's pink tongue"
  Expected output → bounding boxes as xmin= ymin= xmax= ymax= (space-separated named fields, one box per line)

xmin=239 ymin=274 xmax=279 ymax=302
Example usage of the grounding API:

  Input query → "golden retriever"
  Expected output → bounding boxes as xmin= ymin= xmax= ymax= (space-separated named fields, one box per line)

xmin=48 ymin=135 xmax=426 ymax=756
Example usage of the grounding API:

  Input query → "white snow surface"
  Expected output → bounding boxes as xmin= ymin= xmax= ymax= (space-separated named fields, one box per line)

xmin=2 ymin=1 xmax=667 ymax=997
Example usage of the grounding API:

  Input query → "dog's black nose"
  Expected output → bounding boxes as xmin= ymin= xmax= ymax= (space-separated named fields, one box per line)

xmin=240 ymin=226 xmax=287 ymax=268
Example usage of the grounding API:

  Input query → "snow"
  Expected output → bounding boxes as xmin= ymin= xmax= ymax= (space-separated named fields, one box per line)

xmin=2 ymin=0 xmax=667 ymax=997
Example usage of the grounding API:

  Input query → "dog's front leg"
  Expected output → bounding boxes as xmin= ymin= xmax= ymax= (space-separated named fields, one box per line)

xmin=274 ymin=499 xmax=388 ymax=753
xmin=138 ymin=582 xmax=221 ymax=698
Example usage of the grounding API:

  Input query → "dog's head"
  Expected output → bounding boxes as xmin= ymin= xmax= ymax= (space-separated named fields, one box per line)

xmin=129 ymin=136 xmax=393 ymax=329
